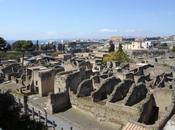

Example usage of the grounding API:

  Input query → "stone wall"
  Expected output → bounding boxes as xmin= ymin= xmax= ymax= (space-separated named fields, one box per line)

xmin=51 ymin=67 xmax=175 ymax=130
xmin=92 ymin=76 xmax=121 ymax=102
xmin=125 ymin=73 xmax=134 ymax=80
xmin=2 ymin=63 xmax=21 ymax=75
xmin=54 ymin=70 xmax=77 ymax=93
xmin=39 ymin=69 xmax=55 ymax=96
xmin=153 ymin=88 xmax=173 ymax=113
xmin=66 ymin=69 xmax=92 ymax=94
xmin=30 ymin=69 xmax=40 ymax=93
xmin=67 ymin=71 xmax=82 ymax=93
xmin=108 ymin=79 xmax=134 ymax=103
xmin=124 ymin=83 xmax=148 ymax=106
xmin=70 ymin=92 xmax=139 ymax=127
xmin=91 ymin=75 xmax=100 ymax=84
xmin=138 ymin=94 xmax=158 ymax=125
xmin=47 ymin=90 xmax=71 ymax=114
xmin=54 ymin=74 xmax=67 ymax=93
xmin=76 ymin=79 xmax=93 ymax=97
xmin=134 ymin=87 xmax=175 ymax=129
xmin=130 ymin=90 xmax=175 ymax=130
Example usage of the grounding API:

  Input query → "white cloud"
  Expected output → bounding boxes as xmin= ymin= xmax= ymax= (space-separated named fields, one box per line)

xmin=98 ymin=28 xmax=118 ymax=33
xmin=124 ymin=29 xmax=137 ymax=33
xmin=45 ymin=31 xmax=57 ymax=35
xmin=2 ymin=28 xmax=160 ymax=40
xmin=97 ymin=28 xmax=141 ymax=34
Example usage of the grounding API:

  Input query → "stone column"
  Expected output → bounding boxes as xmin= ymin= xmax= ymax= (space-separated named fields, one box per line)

xmin=32 ymin=107 xmax=34 ymax=120
xmin=23 ymin=95 xmax=28 ymax=115
xmin=44 ymin=109 xmax=47 ymax=127
xmin=38 ymin=111 xmax=41 ymax=122
xmin=52 ymin=121 xmax=56 ymax=130
xmin=18 ymin=98 xmax=21 ymax=106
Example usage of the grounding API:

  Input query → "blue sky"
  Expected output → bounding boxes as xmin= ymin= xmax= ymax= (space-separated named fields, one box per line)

xmin=0 ymin=0 xmax=175 ymax=40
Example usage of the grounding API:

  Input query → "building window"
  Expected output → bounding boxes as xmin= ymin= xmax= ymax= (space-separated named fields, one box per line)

xmin=36 ymin=81 xmax=38 ymax=85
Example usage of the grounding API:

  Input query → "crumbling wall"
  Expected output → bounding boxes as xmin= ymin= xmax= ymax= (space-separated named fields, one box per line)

xmin=67 ymin=71 xmax=84 ymax=94
xmin=78 ymin=61 xmax=93 ymax=70
xmin=138 ymin=94 xmax=158 ymax=125
xmin=124 ymin=83 xmax=148 ymax=106
xmin=66 ymin=69 xmax=92 ymax=94
xmin=2 ymin=63 xmax=21 ymax=74
xmin=153 ymin=88 xmax=173 ymax=112
xmin=54 ymin=70 xmax=76 ymax=91
xmin=39 ymin=69 xmax=55 ymax=96
xmin=76 ymin=79 xmax=93 ymax=97
xmin=134 ymin=67 xmax=144 ymax=76
xmin=152 ymin=72 xmax=173 ymax=88
xmin=70 ymin=92 xmax=139 ymax=126
xmin=92 ymin=76 xmax=121 ymax=102
xmin=54 ymin=74 xmax=67 ymax=93
xmin=137 ymin=74 xmax=151 ymax=84
xmin=47 ymin=91 xmax=71 ymax=114
xmin=2 ymin=64 xmax=24 ymax=81
xmin=29 ymin=69 xmax=41 ymax=93
xmin=53 ymin=67 xmax=65 ymax=74
xmin=134 ymin=89 xmax=175 ymax=130
xmin=125 ymin=73 xmax=134 ymax=80
xmin=91 ymin=75 xmax=100 ymax=84
xmin=108 ymin=79 xmax=134 ymax=103
xmin=85 ymin=69 xmax=93 ymax=79
xmin=100 ymin=74 xmax=109 ymax=79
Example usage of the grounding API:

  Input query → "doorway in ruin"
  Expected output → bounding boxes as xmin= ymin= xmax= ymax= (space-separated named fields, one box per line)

xmin=149 ymin=106 xmax=159 ymax=124
xmin=35 ymin=87 xmax=39 ymax=93
xmin=138 ymin=106 xmax=159 ymax=125
xmin=101 ymin=91 xmax=107 ymax=100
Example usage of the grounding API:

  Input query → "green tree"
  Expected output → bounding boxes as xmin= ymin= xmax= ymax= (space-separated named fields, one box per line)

xmin=103 ymin=44 xmax=129 ymax=63
xmin=109 ymin=40 xmax=115 ymax=52
xmin=6 ymin=44 xmax=11 ymax=51
xmin=172 ymin=46 xmax=175 ymax=52
xmin=41 ymin=44 xmax=48 ymax=51
xmin=12 ymin=40 xmax=34 ymax=66
xmin=0 ymin=91 xmax=48 ymax=130
xmin=0 ymin=91 xmax=20 ymax=130
xmin=12 ymin=40 xmax=33 ymax=51
xmin=36 ymin=40 xmax=39 ymax=51
xmin=0 ymin=37 xmax=7 ymax=51
xmin=47 ymin=43 xmax=56 ymax=51
xmin=57 ymin=44 xmax=65 ymax=52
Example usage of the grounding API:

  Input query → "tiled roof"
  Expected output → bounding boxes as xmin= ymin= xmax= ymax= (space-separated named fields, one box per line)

xmin=122 ymin=122 xmax=147 ymax=130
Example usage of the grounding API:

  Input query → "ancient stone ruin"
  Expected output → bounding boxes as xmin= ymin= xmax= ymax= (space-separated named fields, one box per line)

xmin=44 ymin=61 xmax=175 ymax=130
xmin=1 ymin=54 xmax=175 ymax=130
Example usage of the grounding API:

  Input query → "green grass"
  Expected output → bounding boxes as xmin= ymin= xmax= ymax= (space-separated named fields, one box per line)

xmin=0 ymin=51 xmax=23 ymax=60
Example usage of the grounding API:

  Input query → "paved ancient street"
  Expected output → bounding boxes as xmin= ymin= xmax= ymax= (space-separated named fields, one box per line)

xmin=28 ymin=95 xmax=120 ymax=130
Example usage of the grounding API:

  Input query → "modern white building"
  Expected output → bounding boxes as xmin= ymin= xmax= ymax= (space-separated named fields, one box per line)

xmin=122 ymin=41 xmax=143 ymax=50
xmin=142 ymin=41 xmax=152 ymax=49
xmin=122 ymin=41 xmax=153 ymax=50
